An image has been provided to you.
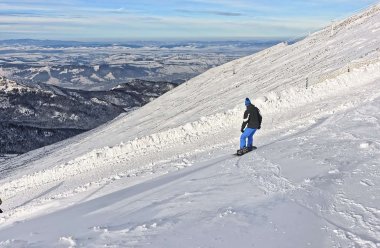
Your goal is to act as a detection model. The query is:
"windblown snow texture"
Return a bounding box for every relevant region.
[1,4,380,248]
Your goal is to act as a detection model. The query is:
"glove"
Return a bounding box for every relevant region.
[241,129,244,133]
[258,125,261,130]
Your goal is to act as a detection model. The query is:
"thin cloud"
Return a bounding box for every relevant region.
[0,12,45,18]
[183,0,251,9]
[212,11,243,16]
[177,9,243,16]
[0,0,378,40]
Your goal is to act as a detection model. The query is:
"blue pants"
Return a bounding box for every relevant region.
[240,128,256,149]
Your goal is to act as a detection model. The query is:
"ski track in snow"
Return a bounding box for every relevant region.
[1,69,379,248]
[1,4,380,248]
[230,95,380,248]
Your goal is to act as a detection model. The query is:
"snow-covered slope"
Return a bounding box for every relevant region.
[1,4,380,248]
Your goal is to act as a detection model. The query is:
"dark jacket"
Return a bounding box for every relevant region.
[241,104,262,131]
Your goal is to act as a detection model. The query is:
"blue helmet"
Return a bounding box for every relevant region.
[245,98,251,106]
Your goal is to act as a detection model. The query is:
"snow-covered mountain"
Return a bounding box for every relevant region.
[0,40,279,90]
[1,4,380,248]
[0,76,175,154]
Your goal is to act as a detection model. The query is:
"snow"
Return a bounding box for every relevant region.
[90,97,108,105]
[59,69,68,74]
[51,111,80,122]
[70,68,84,74]
[47,76,60,85]
[15,106,34,116]
[73,75,94,85]
[0,76,51,94]
[0,77,21,93]
[89,73,104,82]
[0,68,12,78]
[1,4,380,248]
[104,72,116,80]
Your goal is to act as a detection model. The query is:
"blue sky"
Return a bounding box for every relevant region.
[0,0,378,41]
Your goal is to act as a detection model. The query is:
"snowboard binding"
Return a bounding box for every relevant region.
[236,146,257,156]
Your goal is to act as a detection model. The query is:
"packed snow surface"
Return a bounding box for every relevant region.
[1,4,380,248]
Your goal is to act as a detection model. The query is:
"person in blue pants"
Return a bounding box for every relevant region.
[240,128,257,150]
[238,98,262,155]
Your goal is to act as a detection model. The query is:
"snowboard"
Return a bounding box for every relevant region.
[235,146,257,156]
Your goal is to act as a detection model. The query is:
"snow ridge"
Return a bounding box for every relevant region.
[1,60,379,201]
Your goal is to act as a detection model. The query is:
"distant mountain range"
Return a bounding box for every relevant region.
[0,39,281,90]
[0,76,176,154]
[0,39,282,49]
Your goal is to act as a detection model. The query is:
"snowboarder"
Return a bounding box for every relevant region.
[237,98,262,156]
